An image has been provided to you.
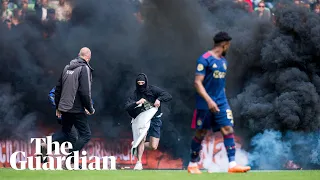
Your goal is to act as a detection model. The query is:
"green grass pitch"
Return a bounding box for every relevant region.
[1,169,319,180]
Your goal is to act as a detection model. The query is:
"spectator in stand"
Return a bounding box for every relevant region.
[243,0,254,12]
[11,8,22,27]
[7,0,18,10]
[132,0,143,24]
[1,0,13,21]
[42,8,56,38]
[3,18,11,29]
[291,0,310,10]
[21,0,28,10]
[314,3,320,13]
[244,2,252,12]
[294,0,300,5]
[21,0,31,19]
[35,0,49,21]
[47,8,56,21]
[295,0,311,10]
[55,0,72,21]
[274,0,289,9]
[303,2,311,9]
[254,1,271,20]
[42,21,56,38]
[235,0,254,12]
[253,0,274,9]
[233,0,253,12]
[310,0,320,10]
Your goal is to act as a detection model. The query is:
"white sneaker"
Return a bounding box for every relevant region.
[133,162,143,170]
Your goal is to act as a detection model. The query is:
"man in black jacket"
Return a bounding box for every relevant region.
[125,73,172,170]
[55,47,95,168]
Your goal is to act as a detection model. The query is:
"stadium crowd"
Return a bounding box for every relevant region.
[1,0,320,37]
[199,0,320,22]
[1,0,72,28]
[234,0,320,19]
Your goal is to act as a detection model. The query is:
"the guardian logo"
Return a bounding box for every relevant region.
[9,136,116,170]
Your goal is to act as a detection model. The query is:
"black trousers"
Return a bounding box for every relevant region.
[61,112,91,154]
[52,126,78,149]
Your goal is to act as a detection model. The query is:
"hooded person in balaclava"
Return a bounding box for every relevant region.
[125,73,172,170]
[136,73,148,92]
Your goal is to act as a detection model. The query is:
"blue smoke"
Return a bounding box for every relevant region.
[249,130,320,170]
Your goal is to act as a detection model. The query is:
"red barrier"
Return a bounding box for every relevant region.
[0,130,247,170]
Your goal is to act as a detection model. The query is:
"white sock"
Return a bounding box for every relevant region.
[229,161,237,168]
[188,162,198,167]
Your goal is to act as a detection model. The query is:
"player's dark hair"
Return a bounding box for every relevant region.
[213,31,232,46]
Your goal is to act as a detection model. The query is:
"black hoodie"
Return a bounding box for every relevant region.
[55,57,94,114]
[125,73,172,118]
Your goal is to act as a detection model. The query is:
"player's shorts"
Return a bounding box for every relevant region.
[191,108,234,132]
[147,117,162,139]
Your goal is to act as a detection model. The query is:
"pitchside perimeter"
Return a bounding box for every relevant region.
[0,169,319,180]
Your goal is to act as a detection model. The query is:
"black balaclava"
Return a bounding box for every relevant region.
[136,73,148,93]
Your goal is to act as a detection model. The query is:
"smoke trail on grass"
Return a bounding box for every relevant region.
[249,130,320,169]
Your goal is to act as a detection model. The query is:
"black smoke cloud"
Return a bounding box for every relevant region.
[0,84,38,139]
[0,0,203,161]
[0,0,320,169]
[228,1,320,169]
[230,5,320,133]
[0,0,142,140]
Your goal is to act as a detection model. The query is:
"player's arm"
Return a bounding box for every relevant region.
[194,75,211,103]
[194,75,220,113]
[194,57,220,113]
